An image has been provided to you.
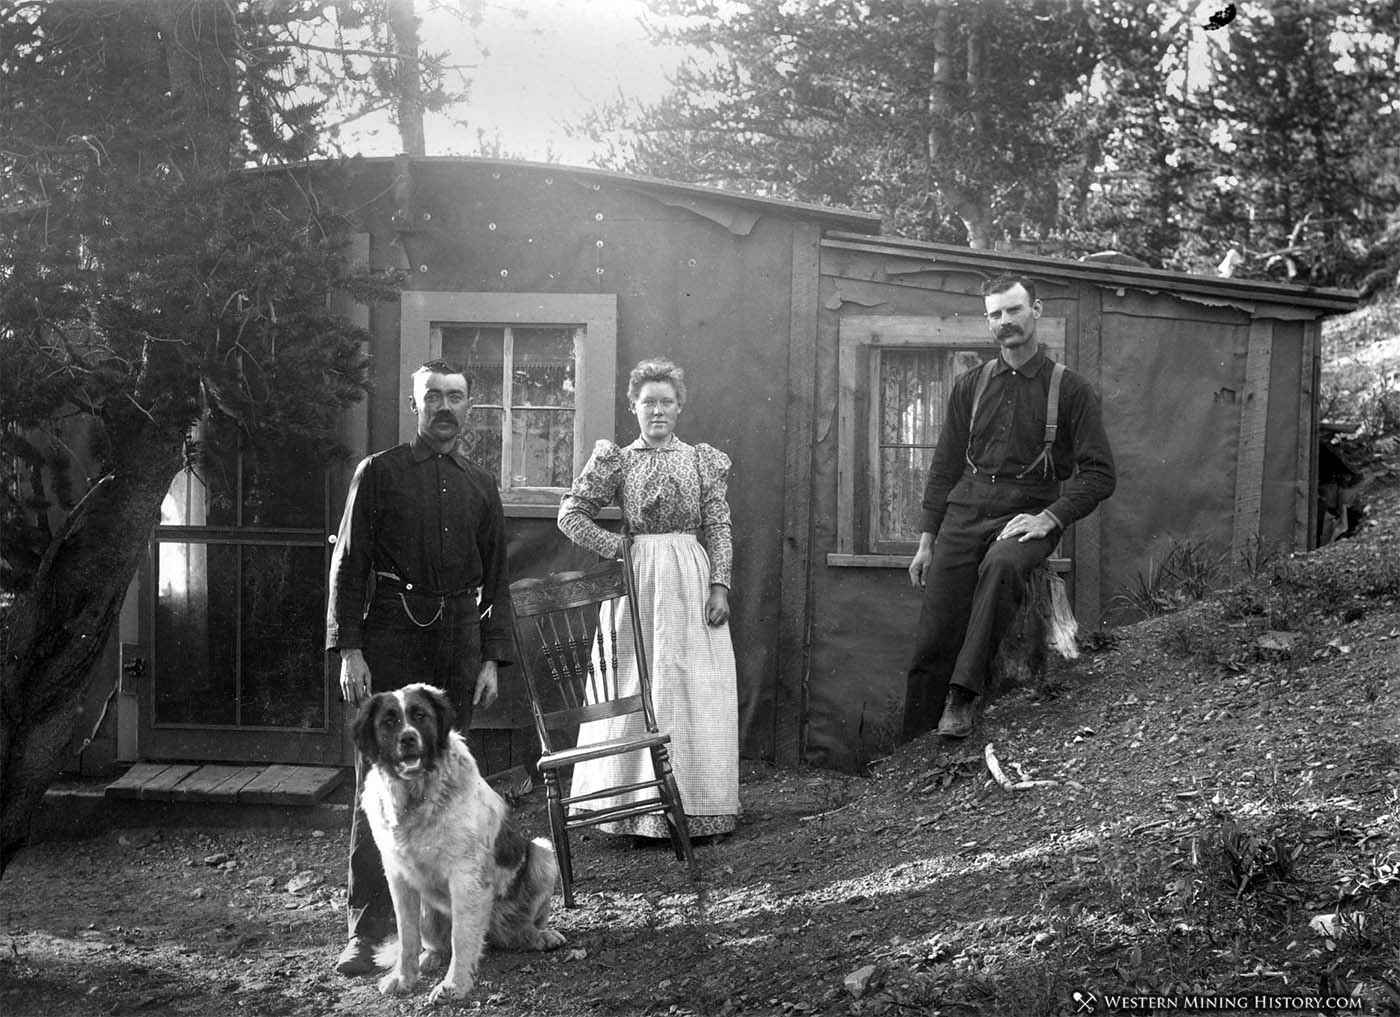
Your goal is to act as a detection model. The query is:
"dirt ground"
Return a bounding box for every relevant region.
[3,449,1399,1016]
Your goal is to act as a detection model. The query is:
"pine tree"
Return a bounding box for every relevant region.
[0,0,432,874]
[581,0,1102,247]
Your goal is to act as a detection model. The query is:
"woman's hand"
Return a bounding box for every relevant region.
[706,584,730,627]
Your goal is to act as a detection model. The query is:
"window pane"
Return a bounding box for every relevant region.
[154,543,328,730]
[440,326,505,405]
[161,469,209,527]
[187,429,239,527]
[463,407,503,481]
[154,542,237,725]
[241,546,327,729]
[878,448,931,545]
[511,409,574,488]
[242,434,325,529]
[162,430,324,530]
[879,348,985,447]
[876,348,987,545]
[512,327,576,408]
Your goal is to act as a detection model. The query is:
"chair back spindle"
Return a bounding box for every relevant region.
[508,536,696,906]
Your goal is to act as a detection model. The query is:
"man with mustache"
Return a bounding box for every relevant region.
[325,359,515,974]
[903,275,1115,741]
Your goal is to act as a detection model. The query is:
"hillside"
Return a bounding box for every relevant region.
[1,466,1398,1017]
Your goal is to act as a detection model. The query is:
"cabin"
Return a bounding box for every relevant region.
[68,157,1357,781]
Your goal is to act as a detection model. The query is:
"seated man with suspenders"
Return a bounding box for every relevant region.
[903,274,1116,741]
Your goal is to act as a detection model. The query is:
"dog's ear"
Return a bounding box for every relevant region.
[424,684,456,738]
[352,694,384,762]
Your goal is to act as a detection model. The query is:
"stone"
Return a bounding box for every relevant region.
[843,964,877,998]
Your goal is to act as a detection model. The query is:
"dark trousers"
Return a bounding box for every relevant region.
[346,590,481,942]
[903,479,1057,742]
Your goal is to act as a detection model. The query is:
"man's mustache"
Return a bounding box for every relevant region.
[997,324,1023,337]
[432,411,458,424]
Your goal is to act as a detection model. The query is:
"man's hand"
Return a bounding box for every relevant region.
[339,648,371,706]
[472,660,499,709]
[997,511,1059,543]
[908,532,936,588]
[706,584,730,627]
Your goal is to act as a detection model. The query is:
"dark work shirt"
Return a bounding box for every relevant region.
[919,348,1116,536]
[326,436,514,664]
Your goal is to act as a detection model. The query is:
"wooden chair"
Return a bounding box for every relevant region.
[508,539,695,907]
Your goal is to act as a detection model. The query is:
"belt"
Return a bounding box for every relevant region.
[375,571,479,600]
[376,571,483,629]
[965,473,1058,488]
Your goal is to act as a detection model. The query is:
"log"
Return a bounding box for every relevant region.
[989,559,1077,692]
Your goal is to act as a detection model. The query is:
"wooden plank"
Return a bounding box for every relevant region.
[1075,285,1104,629]
[171,765,258,803]
[826,553,1072,573]
[1298,320,1321,551]
[774,224,822,765]
[133,763,200,802]
[836,340,859,554]
[1232,319,1274,564]
[841,314,1066,359]
[238,764,345,806]
[865,346,882,566]
[820,234,1359,314]
[205,767,263,802]
[106,763,175,800]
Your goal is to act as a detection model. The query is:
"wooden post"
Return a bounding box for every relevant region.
[774,224,822,765]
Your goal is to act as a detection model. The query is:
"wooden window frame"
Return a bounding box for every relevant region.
[400,292,618,515]
[830,314,1066,568]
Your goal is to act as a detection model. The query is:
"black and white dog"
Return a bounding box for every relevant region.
[353,683,565,1003]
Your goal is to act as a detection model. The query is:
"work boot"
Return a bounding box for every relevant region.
[335,936,379,976]
[936,686,978,739]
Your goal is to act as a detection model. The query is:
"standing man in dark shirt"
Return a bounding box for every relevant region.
[904,275,1115,742]
[325,359,515,975]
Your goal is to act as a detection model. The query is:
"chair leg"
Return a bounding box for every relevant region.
[650,744,696,877]
[541,769,575,908]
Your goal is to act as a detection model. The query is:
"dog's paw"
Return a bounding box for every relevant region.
[533,928,567,951]
[427,978,472,1005]
[418,947,449,972]
[377,970,419,996]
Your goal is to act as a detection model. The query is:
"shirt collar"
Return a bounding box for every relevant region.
[627,434,686,452]
[410,434,471,471]
[991,346,1051,379]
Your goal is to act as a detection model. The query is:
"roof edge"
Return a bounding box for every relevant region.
[247,155,882,233]
[822,232,1360,313]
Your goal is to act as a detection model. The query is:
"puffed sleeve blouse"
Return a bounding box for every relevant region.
[557,436,734,588]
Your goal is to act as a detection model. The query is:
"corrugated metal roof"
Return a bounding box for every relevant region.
[822,231,1360,314]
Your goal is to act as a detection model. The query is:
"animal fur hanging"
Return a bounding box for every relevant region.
[1045,571,1080,660]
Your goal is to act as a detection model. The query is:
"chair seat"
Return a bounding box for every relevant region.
[538,731,672,770]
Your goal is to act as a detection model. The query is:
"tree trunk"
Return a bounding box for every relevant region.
[1,0,236,877]
[927,0,990,248]
[1,411,185,874]
[386,0,426,156]
[155,0,239,179]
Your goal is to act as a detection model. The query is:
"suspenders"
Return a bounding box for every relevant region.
[965,359,1065,480]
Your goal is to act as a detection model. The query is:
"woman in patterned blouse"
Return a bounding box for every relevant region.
[557,358,740,840]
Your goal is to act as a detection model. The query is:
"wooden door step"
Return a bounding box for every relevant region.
[106,763,345,806]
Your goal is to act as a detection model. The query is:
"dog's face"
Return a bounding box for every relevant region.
[353,684,456,779]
